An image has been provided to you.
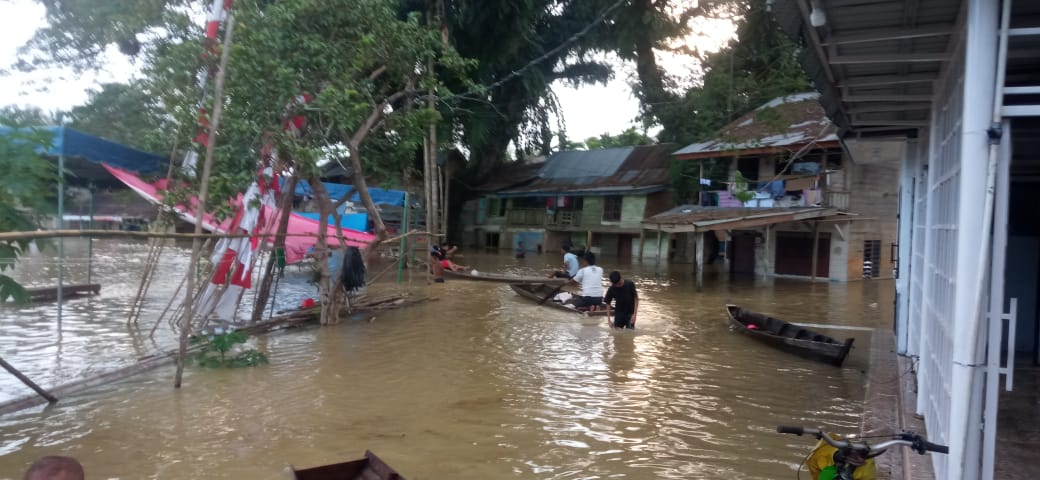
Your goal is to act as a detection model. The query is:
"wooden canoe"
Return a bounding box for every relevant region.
[291,450,404,480]
[509,283,608,316]
[725,304,854,366]
[443,269,566,285]
[24,283,101,303]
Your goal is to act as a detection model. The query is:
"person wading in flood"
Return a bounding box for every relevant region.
[604,270,638,329]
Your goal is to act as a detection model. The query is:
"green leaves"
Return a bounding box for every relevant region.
[0,119,57,303]
[190,330,269,368]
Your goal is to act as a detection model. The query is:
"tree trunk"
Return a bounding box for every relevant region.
[306,176,341,325]
[250,175,297,323]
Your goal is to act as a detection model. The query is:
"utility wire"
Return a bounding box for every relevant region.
[441,0,629,103]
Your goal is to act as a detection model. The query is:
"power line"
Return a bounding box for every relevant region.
[441,0,629,103]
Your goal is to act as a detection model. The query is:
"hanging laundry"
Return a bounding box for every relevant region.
[700,178,712,186]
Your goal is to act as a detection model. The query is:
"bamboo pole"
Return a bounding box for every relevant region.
[0,356,57,403]
[811,221,820,282]
[176,12,236,389]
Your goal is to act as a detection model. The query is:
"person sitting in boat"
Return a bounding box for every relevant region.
[604,270,639,329]
[430,244,447,283]
[569,251,605,310]
[433,243,469,273]
[549,242,579,279]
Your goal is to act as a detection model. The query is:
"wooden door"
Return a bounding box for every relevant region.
[775,232,830,277]
[617,235,633,258]
[730,233,756,274]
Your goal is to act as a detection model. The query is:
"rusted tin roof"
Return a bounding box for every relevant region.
[474,160,546,193]
[496,144,675,197]
[643,205,838,232]
[673,93,840,160]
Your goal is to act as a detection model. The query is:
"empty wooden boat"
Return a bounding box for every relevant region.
[443,269,565,284]
[725,304,854,366]
[23,284,101,303]
[291,450,404,480]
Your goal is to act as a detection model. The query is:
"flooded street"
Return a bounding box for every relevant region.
[0,240,893,479]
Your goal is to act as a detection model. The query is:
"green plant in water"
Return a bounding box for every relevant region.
[191,331,269,368]
[733,170,757,204]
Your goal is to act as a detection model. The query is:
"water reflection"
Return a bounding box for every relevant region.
[0,241,891,478]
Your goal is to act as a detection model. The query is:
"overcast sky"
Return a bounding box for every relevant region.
[0,0,732,143]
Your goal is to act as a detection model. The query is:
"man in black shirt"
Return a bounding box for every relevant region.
[603,270,638,329]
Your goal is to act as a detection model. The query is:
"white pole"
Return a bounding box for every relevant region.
[949,1,1002,479]
[894,140,917,354]
[981,119,1012,480]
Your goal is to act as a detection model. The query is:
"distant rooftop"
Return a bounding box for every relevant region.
[495,144,674,197]
[673,92,840,160]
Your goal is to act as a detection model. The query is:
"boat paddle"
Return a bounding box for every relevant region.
[537,275,570,305]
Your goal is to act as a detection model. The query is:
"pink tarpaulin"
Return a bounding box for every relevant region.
[101,163,375,265]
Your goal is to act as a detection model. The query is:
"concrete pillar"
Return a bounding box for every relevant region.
[694,231,704,290]
[811,221,820,282]
[638,230,646,260]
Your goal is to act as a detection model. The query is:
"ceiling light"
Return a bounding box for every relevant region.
[810,0,827,27]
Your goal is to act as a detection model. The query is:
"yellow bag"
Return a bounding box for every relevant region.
[806,433,878,480]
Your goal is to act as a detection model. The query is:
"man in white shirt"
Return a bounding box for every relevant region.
[570,251,604,310]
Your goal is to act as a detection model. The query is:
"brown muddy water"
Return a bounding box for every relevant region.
[0,240,894,479]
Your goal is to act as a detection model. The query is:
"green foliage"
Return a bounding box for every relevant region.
[0,118,58,303]
[14,0,197,73]
[732,170,756,203]
[651,0,810,146]
[583,127,655,150]
[68,82,177,153]
[190,330,269,368]
[0,105,56,126]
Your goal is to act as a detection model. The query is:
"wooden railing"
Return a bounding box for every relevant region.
[507,208,545,226]
[826,191,851,211]
[506,208,583,227]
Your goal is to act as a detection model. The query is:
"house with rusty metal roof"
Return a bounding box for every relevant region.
[459,144,676,259]
[647,92,901,285]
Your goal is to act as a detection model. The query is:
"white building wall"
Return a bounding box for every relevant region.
[916,29,965,480]
[911,3,999,478]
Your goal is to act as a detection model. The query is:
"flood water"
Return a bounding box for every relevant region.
[0,240,894,479]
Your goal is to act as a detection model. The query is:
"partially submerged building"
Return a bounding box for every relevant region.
[647,93,900,283]
[462,145,675,258]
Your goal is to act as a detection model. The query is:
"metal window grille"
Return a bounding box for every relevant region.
[863,240,881,278]
[916,43,966,480]
[602,196,622,221]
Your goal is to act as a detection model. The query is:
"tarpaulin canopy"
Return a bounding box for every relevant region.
[1,126,166,184]
[282,179,408,207]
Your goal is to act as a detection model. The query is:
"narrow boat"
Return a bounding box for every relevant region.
[509,283,608,316]
[22,284,101,303]
[444,269,566,284]
[291,450,404,480]
[725,304,855,366]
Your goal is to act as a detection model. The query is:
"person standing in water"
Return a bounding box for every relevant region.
[604,270,638,329]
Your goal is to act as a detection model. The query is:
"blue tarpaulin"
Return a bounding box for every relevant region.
[295,212,369,232]
[282,179,408,207]
[0,126,167,174]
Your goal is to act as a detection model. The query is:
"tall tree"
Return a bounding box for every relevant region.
[584,127,656,150]
[68,82,174,153]
[213,0,468,323]
[0,120,58,303]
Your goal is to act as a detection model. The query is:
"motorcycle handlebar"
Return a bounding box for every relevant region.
[777,425,948,457]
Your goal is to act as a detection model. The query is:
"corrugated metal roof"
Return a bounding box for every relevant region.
[772,0,962,137]
[475,160,545,193]
[497,144,674,196]
[643,205,837,231]
[538,147,633,179]
[673,93,840,159]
